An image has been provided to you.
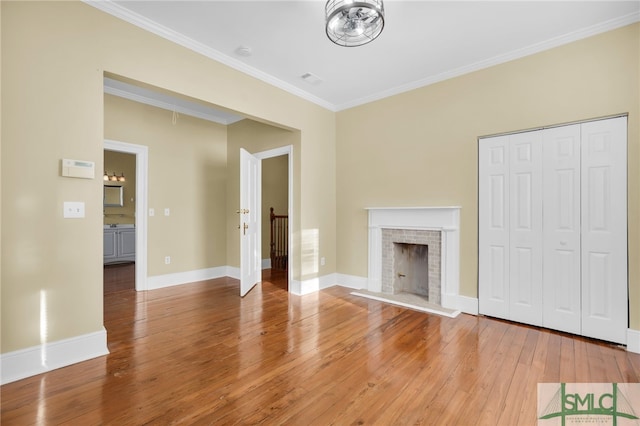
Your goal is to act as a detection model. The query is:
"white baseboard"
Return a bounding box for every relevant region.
[262,259,271,270]
[444,294,479,316]
[289,279,301,295]
[627,328,640,354]
[335,273,368,290]
[1,328,109,385]
[290,273,338,295]
[148,266,229,290]
[226,266,240,280]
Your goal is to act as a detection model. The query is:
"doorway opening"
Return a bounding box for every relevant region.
[103,150,136,293]
[103,140,149,293]
[254,146,293,293]
[261,154,289,292]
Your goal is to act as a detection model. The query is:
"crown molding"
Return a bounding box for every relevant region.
[335,10,640,111]
[84,0,337,112]
[86,1,638,113]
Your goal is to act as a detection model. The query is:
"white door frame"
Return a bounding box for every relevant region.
[254,145,294,290]
[104,139,149,291]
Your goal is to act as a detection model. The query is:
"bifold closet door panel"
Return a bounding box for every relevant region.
[478,135,510,320]
[580,117,628,344]
[508,131,543,326]
[479,116,628,344]
[542,124,582,335]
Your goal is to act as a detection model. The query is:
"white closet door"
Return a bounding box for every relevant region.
[479,136,510,320]
[508,131,543,326]
[542,124,582,335]
[580,117,627,344]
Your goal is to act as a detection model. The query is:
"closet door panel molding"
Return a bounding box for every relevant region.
[580,117,627,344]
[508,131,543,326]
[478,136,510,320]
[542,124,582,335]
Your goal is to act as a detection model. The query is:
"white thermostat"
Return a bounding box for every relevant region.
[61,159,95,179]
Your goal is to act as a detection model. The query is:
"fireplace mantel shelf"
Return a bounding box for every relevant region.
[366,206,461,230]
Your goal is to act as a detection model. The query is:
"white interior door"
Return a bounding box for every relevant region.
[508,131,543,326]
[479,117,628,345]
[240,148,261,297]
[580,117,627,344]
[542,124,582,335]
[479,135,510,320]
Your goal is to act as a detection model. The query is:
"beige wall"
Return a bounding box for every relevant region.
[104,95,228,275]
[103,150,136,225]
[1,1,336,353]
[262,156,289,259]
[336,23,640,330]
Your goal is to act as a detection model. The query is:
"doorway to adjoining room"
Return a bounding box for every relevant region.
[103,149,137,294]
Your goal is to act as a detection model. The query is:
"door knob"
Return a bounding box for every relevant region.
[243,223,249,235]
[236,209,249,214]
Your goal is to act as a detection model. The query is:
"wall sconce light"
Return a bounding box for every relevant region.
[104,172,125,182]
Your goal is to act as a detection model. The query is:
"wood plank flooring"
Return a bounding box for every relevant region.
[2,265,639,425]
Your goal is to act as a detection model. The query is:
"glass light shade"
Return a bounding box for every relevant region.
[325,0,384,47]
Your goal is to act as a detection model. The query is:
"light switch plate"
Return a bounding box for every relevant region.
[63,201,85,218]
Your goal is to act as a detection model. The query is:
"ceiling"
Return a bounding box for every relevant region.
[92,1,640,113]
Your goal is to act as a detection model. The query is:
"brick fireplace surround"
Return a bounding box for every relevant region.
[366,207,462,312]
[383,229,441,304]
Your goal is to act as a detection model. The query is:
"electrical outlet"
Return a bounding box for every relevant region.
[164,208,170,216]
[149,208,155,217]
[321,257,326,266]
[164,256,171,265]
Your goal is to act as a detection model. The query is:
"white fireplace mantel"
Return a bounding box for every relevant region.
[366,206,462,312]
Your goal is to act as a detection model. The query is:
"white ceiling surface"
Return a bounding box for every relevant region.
[95,1,640,113]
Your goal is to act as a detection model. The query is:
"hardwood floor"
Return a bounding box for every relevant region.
[261,267,288,292]
[2,268,639,425]
[104,263,136,293]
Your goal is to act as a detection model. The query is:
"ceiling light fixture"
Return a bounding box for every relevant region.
[325,0,385,47]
